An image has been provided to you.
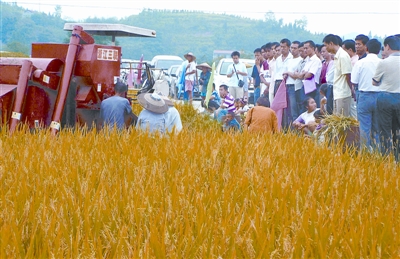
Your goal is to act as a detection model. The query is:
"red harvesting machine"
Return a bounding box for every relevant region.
[0,25,122,134]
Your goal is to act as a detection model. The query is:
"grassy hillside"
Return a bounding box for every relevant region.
[1,2,325,63]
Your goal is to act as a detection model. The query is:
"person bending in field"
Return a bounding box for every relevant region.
[234,98,250,115]
[99,81,137,130]
[136,92,169,134]
[292,97,319,135]
[206,83,221,113]
[222,111,241,132]
[311,109,327,143]
[244,96,278,133]
[215,84,235,122]
[159,94,183,134]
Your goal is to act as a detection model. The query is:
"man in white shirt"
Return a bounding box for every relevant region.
[351,39,382,150]
[372,35,400,158]
[273,39,293,96]
[266,43,277,103]
[299,40,322,105]
[355,34,369,60]
[226,51,248,99]
[283,40,303,122]
[342,39,358,119]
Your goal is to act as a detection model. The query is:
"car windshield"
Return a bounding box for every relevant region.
[156,60,182,70]
[170,66,178,75]
[220,61,232,75]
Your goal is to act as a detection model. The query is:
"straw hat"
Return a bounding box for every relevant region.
[184,52,196,60]
[137,92,169,114]
[157,92,174,107]
[196,62,212,70]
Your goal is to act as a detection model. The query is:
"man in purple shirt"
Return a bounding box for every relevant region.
[219,84,235,112]
[215,84,235,122]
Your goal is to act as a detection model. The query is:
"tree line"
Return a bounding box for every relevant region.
[1,2,381,65]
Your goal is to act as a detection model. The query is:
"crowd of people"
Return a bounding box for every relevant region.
[202,34,400,158]
[99,34,400,159]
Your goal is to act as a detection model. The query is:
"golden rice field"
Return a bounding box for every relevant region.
[1,104,399,258]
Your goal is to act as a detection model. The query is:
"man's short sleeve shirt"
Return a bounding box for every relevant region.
[333,47,352,100]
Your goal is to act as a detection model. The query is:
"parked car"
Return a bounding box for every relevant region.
[165,65,180,86]
[149,55,184,85]
[164,65,180,97]
[150,55,184,71]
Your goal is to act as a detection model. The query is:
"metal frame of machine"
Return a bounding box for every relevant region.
[0,24,156,134]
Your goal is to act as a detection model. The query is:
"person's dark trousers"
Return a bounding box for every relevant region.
[281,86,292,131]
[286,84,299,121]
[357,91,380,150]
[296,87,307,114]
[354,84,359,102]
[254,86,260,105]
[274,80,283,96]
[315,84,321,108]
[207,100,219,110]
[376,92,400,159]
[325,84,334,114]
[306,84,321,108]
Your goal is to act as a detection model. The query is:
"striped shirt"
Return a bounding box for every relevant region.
[222,93,235,112]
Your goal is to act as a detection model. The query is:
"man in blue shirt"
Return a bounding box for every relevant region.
[252,48,262,105]
[100,81,135,130]
[222,111,241,132]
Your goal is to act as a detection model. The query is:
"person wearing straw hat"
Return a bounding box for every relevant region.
[136,92,169,134]
[99,80,136,130]
[197,62,212,107]
[184,52,197,104]
[158,93,183,134]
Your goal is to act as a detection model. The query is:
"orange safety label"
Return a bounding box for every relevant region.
[97,48,119,61]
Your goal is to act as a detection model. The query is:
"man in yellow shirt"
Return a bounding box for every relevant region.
[323,34,353,116]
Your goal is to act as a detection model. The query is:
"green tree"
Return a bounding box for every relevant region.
[54,5,62,18]
[6,41,30,54]
[294,16,308,30]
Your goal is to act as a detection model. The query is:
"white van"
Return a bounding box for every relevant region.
[150,55,184,70]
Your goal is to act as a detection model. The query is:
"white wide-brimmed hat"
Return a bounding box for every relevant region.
[157,92,174,107]
[196,62,212,70]
[184,52,196,60]
[138,92,169,114]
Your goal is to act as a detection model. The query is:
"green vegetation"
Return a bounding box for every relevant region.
[0,2,68,53]
[0,2,382,64]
